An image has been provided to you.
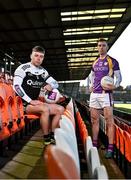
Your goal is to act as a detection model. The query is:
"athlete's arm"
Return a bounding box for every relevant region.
[114,70,122,88]
[44,72,58,89]
[13,68,32,103]
[113,59,122,88]
[89,70,95,92]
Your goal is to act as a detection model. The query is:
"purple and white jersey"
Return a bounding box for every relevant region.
[92,56,120,93]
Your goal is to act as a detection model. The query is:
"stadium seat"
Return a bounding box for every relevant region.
[60,115,76,138]
[7,96,19,134]
[55,128,80,174]
[63,109,75,127]
[123,130,131,162]
[87,147,101,178]
[0,96,10,141]
[76,111,88,145]
[124,123,131,134]
[85,136,93,159]
[44,145,80,179]
[117,127,124,155]
[2,83,19,134]
[15,96,25,129]
[94,165,108,179]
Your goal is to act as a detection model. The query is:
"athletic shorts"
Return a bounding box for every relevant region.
[89,92,113,109]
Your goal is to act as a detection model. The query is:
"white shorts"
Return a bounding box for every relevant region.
[89,93,113,109]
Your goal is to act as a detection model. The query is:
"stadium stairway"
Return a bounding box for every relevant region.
[0,129,48,179]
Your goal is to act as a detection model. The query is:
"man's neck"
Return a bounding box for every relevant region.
[31,62,39,68]
[99,54,107,59]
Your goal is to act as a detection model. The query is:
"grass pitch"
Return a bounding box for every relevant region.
[114,103,131,113]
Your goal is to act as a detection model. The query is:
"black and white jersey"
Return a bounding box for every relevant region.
[13,62,58,103]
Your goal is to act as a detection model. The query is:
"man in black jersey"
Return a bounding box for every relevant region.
[13,46,64,145]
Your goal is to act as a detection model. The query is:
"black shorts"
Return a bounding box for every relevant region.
[23,102,30,113]
[57,97,71,108]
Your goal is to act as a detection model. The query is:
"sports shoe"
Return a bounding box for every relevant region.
[43,137,51,146]
[50,133,56,145]
[50,138,56,145]
[104,151,113,159]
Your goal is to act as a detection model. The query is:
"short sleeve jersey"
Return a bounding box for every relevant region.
[92,55,120,93]
[14,62,49,100]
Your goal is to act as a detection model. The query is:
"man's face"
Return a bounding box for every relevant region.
[31,51,45,66]
[97,41,108,55]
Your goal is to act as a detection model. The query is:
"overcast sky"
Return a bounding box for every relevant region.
[108,22,131,88]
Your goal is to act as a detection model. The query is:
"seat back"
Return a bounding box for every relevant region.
[45,145,80,179]
[123,131,131,162]
[85,136,93,159]
[60,116,76,138]
[94,165,108,179]
[87,147,101,178]
[55,128,80,174]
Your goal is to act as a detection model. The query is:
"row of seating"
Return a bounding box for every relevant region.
[99,114,131,178]
[0,82,25,141]
[74,103,108,179]
[45,101,81,179]
[114,116,131,134]
[76,100,131,178]
[0,82,41,157]
[100,114,131,162]
[115,124,131,162]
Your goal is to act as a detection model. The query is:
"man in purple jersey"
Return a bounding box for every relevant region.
[89,38,122,158]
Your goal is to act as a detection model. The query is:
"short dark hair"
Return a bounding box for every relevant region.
[32,46,45,54]
[97,38,108,44]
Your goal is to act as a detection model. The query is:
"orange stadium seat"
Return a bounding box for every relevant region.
[124,123,131,134]
[1,83,19,134]
[123,131,131,162]
[117,127,124,155]
[15,96,25,129]
[45,145,80,179]
[114,124,119,149]
[63,109,75,127]
[76,111,88,145]
[0,96,10,140]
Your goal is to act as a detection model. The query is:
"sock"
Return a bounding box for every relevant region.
[107,144,114,152]
[50,132,54,139]
[93,139,98,148]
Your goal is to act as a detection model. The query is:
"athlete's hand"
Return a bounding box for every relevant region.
[43,84,53,91]
[89,86,94,93]
[30,100,43,106]
[102,84,116,90]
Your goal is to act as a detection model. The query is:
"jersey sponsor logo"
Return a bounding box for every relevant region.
[94,66,108,71]
[27,79,43,86]
[14,85,24,97]
[21,64,30,71]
